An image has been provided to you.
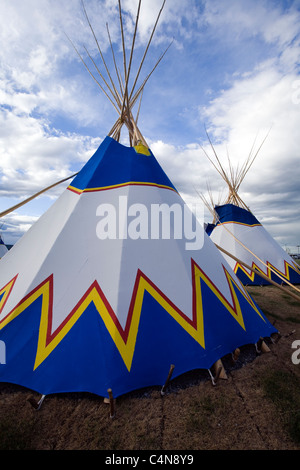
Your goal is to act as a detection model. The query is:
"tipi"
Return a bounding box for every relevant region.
[0,1,276,400]
[202,132,300,286]
[0,234,8,258]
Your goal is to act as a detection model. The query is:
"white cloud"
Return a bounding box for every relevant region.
[0,107,99,196]
[203,0,300,48]
[1,213,39,246]
[197,52,300,245]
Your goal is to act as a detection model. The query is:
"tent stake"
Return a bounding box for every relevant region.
[161,364,175,396]
[208,359,227,386]
[255,337,270,354]
[107,388,115,418]
[27,394,46,411]
[232,348,240,362]
[271,332,282,343]
[208,368,218,386]
[213,359,228,380]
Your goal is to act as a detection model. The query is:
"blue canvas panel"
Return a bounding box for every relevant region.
[70,137,176,192]
[214,204,261,226]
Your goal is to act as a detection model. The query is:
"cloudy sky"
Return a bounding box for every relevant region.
[0,0,299,251]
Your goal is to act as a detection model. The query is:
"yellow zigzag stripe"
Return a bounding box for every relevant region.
[0,260,265,372]
[234,258,300,283]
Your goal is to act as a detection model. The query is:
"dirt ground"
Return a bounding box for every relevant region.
[1,283,300,451]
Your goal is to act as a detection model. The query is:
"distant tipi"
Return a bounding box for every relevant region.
[202,132,300,287]
[0,1,276,401]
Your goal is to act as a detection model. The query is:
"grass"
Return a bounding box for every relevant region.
[260,307,300,324]
[185,394,228,434]
[249,287,300,324]
[279,293,300,323]
[262,370,300,444]
[282,294,300,307]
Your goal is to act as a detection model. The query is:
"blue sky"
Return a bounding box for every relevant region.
[0,0,299,252]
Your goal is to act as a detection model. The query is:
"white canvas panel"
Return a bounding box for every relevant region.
[210,221,296,277]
